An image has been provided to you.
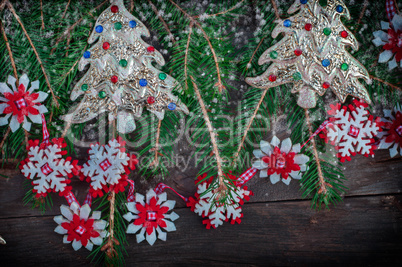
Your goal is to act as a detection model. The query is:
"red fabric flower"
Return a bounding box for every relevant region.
[383,28,402,62]
[61,214,99,247]
[134,196,169,235]
[265,147,300,179]
[3,84,39,123]
[384,111,402,146]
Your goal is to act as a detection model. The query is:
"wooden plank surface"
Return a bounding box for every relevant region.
[1,195,402,266]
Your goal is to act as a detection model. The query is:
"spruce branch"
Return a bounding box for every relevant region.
[232,89,269,166]
[40,0,45,30]
[191,76,226,192]
[271,0,280,19]
[130,0,134,12]
[102,191,118,259]
[0,127,10,151]
[148,0,176,45]
[193,0,245,18]
[5,0,59,108]
[169,0,225,92]
[60,0,71,21]
[353,0,368,34]
[304,109,327,195]
[370,75,402,91]
[184,22,193,90]
[0,20,18,81]
[246,36,265,70]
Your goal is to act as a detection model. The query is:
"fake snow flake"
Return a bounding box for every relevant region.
[320,99,382,162]
[187,173,253,229]
[252,136,309,185]
[123,189,179,246]
[54,203,108,251]
[80,138,138,197]
[0,74,48,132]
[377,103,402,158]
[20,138,80,198]
[372,14,402,70]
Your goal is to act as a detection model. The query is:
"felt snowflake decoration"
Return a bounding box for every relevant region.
[187,173,253,229]
[80,137,138,197]
[252,136,309,185]
[372,14,402,70]
[54,202,108,251]
[123,189,179,246]
[320,99,382,162]
[20,138,80,198]
[246,0,371,108]
[0,74,48,132]
[377,103,402,158]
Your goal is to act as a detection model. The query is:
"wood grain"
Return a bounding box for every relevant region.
[1,195,401,266]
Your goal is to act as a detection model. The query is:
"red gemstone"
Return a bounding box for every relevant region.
[304,23,312,31]
[340,31,348,38]
[294,49,302,56]
[111,5,119,13]
[147,96,155,104]
[147,46,155,53]
[322,82,330,89]
[269,74,277,82]
[102,42,110,50]
[111,75,118,83]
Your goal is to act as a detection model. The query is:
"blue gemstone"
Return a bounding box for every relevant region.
[139,79,147,87]
[129,20,137,28]
[168,102,176,111]
[336,5,343,13]
[322,59,330,67]
[283,19,292,27]
[300,0,308,4]
[95,25,103,33]
[83,51,91,58]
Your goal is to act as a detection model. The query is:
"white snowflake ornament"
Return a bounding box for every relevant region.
[20,138,80,198]
[80,137,138,197]
[54,203,108,251]
[372,14,402,70]
[0,74,48,132]
[377,103,402,158]
[188,173,253,229]
[320,100,382,162]
[123,189,179,246]
[252,136,309,185]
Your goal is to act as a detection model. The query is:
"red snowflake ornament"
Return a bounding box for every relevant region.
[20,138,80,198]
[187,173,253,229]
[80,137,138,197]
[320,99,382,162]
[377,103,402,158]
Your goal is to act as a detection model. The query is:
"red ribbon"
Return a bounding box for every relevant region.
[41,114,50,147]
[386,0,398,24]
[63,191,92,207]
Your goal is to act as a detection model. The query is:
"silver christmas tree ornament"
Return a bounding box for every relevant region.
[246,0,372,109]
[63,0,188,133]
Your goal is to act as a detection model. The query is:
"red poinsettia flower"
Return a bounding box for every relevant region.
[134,196,169,235]
[383,28,402,62]
[384,111,402,146]
[62,214,99,247]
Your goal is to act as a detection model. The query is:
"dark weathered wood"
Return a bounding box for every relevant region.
[1,195,401,266]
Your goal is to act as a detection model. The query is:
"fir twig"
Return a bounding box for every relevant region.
[184,22,193,90]
[130,0,134,12]
[370,75,402,91]
[148,0,176,45]
[193,0,245,18]
[40,0,45,30]
[102,191,119,258]
[353,0,368,34]
[0,127,11,151]
[304,109,327,195]
[191,77,226,192]
[232,89,269,166]
[5,0,59,108]
[246,36,265,70]
[169,0,225,92]
[60,0,71,21]
[271,0,280,19]
[0,19,18,80]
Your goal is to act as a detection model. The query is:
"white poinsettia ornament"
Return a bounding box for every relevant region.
[0,74,48,132]
[54,203,108,251]
[372,14,402,70]
[123,189,179,246]
[252,136,309,185]
[377,103,402,158]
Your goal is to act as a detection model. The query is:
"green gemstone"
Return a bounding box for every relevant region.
[341,63,349,71]
[119,59,128,67]
[159,73,167,80]
[270,51,278,59]
[98,91,107,98]
[114,22,122,30]
[323,28,331,36]
[293,72,302,81]
[81,84,88,91]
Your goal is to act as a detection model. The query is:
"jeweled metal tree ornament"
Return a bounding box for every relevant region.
[246,0,372,108]
[63,0,188,133]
